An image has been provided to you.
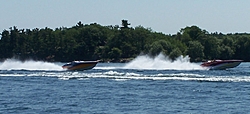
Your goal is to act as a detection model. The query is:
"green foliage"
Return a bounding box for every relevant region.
[234,36,250,60]
[148,40,172,57]
[121,20,131,29]
[0,21,250,62]
[169,48,182,60]
[186,41,204,61]
[201,36,222,60]
[108,47,122,61]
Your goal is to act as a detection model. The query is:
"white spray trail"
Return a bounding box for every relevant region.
[124,53,204,70]
[0,59,62,71]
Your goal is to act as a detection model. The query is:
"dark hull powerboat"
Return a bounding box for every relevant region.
[201,60,242,70]
[62,61,98,70]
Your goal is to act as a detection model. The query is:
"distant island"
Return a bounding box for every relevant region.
[0,20,249,62]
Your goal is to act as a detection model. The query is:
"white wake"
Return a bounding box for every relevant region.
[0,59,62,71]
[124,53,204,70]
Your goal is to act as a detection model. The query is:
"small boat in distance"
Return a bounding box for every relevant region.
[201,60,243,70]
[62,61,99,70]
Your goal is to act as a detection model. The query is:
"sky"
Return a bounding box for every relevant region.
[1,0,250,35]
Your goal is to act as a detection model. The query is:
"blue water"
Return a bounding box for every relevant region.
[0,57,250,113]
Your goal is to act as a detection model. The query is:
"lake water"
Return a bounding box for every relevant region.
[0,55,250,114]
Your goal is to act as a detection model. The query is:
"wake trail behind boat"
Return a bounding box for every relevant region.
[0,59,62,71]
[124,54,204,70]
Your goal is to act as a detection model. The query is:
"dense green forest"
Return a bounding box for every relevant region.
[0,20,250,62]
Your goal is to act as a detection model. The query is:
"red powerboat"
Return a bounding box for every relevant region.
[201,60,243,70]
[62,61,98,70]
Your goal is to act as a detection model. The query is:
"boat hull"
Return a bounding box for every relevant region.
[201,60,242,70]
[62,61,98,71]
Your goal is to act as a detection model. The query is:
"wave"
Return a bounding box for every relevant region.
[55,71,250,82]
[1,68,249,82]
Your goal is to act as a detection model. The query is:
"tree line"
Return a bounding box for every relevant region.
[0,20,250,62]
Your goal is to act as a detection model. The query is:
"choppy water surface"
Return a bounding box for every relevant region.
[0,56,250,113]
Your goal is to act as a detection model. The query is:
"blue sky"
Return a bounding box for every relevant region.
[1,0,250,34]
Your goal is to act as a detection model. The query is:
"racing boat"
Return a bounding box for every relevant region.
[62,61,98,70]
[201,60,243,70]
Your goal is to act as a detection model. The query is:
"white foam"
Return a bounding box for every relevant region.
[1,67,248,82]
[86,73,250,82]
[124,53,204,70]
[0,59,62,71]
[55,70,249,82]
